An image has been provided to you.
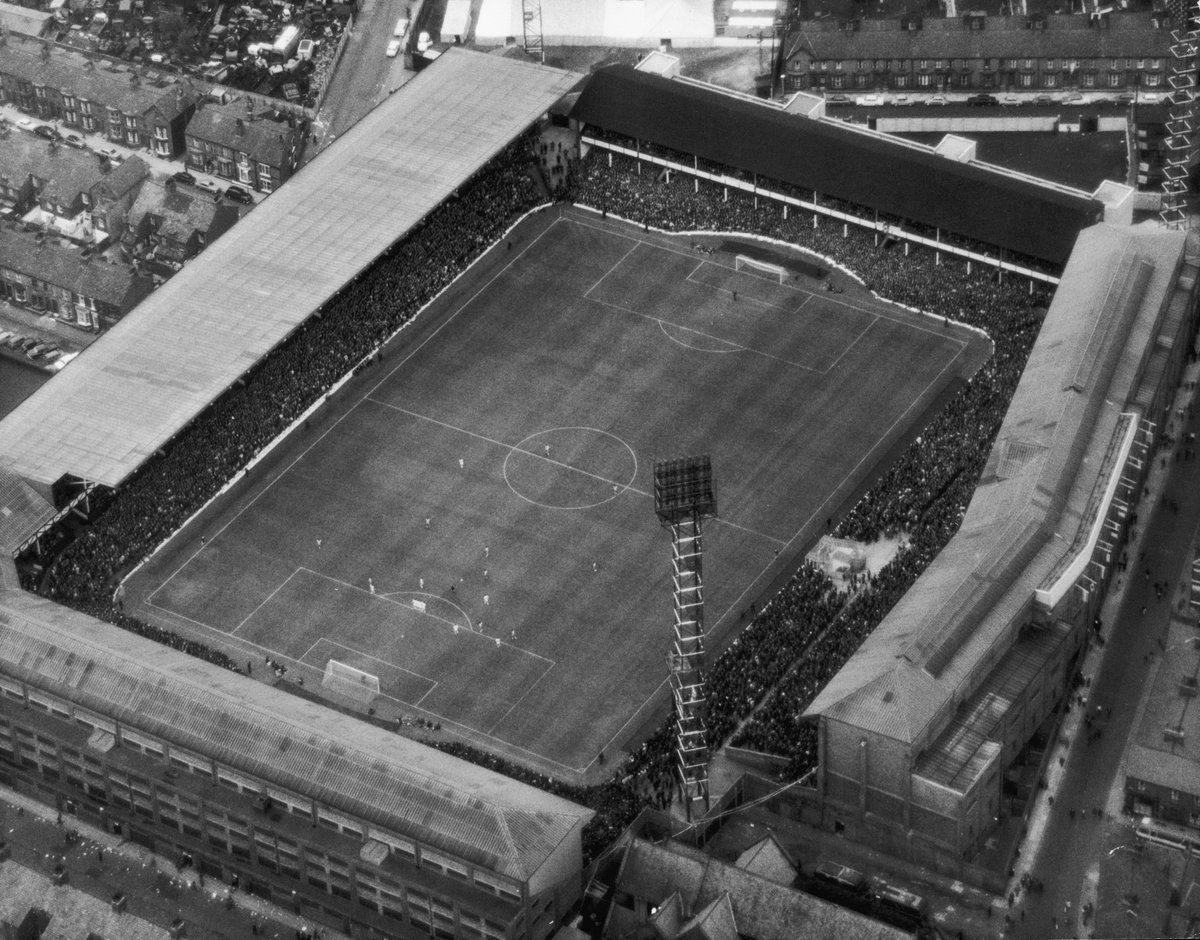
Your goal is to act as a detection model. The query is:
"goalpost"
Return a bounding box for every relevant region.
[322,658,381,698]
[734,254,787,284]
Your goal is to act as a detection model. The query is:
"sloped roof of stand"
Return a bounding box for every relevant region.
[0,49,578,494]
[570,65,1101,265]
[0,590,591,880]
[805,223,1185,745]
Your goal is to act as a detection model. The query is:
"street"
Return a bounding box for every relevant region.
[1015,358,1200,939]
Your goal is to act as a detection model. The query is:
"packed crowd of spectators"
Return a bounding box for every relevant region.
[568,148,1052,784]
[22,133,1059,861]
[35,140,543,610]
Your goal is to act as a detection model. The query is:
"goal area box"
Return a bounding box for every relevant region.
[322,658,381,705]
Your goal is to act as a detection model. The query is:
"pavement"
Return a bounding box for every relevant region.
[0,785,349,940]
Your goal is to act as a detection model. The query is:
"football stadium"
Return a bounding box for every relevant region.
[0,46,1196,940]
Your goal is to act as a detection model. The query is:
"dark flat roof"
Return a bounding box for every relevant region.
[570,66,1102,264]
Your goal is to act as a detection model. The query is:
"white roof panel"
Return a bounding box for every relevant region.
[0,49,578,490]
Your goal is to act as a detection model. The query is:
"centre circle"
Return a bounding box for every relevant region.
[502,427,638,510]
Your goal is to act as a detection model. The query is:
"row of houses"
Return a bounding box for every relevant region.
[782,11,1176,94]
[0,34,302,194]
[1,130,245,329]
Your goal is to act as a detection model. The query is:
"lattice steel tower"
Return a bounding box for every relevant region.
[521,0,544,63]
[1162,0,1200,227]
[653,456,716,821]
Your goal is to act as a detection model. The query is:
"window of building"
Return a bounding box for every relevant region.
[1044,74,1059,88]
[917,73,932,87]
[894,74,908,88]
[1108,72,1123,88]
[1112,58,1125,70]
[917,59,929,70]
[1171,790,1180,802]
[1082,73,1096,88]
[1145,73,1161,87]
[1018,73,1033,88]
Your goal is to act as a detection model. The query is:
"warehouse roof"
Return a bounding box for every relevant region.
[570,65,1102,265]
[0,48,579,492]
[806,223,1186,746]
[1124,619,1200,797]
[0,589,591,882]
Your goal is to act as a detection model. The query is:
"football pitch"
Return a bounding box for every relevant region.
[131,207,989,776]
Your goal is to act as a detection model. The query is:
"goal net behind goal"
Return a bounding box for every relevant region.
[735,254,787,284]
[322,658,381,702]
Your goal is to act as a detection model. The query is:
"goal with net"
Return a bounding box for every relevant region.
[735,254,787,284]
[322,658,381,703]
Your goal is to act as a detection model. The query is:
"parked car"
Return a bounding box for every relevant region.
[95,145,124,163]
[25,343,48,359]
[194,178,221,195]
[62,132,86,149]
[0,331,11,346]
[171,171,197,186]
[967,94,999,107]
[4,333,23,349]
[17,337,39,352]
[825,94,851,105]
[1000,94,1021,106]
[34,124,61,141]
[223,184,254,204]
[892,95,913,106]
[928,94,950,106]
[1062,92,1084,103]
[15,117,34,131]
[386,37,402,57]
[1116,92,1136,105]
[855,94,884,106]
[1033,95,1057,106]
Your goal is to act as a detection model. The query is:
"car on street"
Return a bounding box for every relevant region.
[928,94,950,106]
[1116,92,1136,105]
[194,178,221,195]
[15,117,34,131]
[61,132,86,148]
[386,37,402,57]
[1062,92,1084,103]
[967,94,999,107]
[855,94,884,106]
[1000,94,1020,106]
[892,95,913,106]
[223,184,254,204]
[825,94,851,106]
[171,171,197,186]
[34,125,60,141]
[1033,95,1057,106]
[95,145,124,163]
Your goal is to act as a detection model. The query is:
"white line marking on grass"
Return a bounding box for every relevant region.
[231,568,299,636]
[821,315,877,376]
[704,338,972,639]
[364,400,653,499]
[307,637,438,690]
[582,242,642,299]
[567,214,966,342]
[710,516,787,546]
[589,296,821,373]
[486,660,555,736]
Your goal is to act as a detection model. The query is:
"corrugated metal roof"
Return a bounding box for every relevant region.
[808,224,1186,743]
[0,590,590,881]
[0,49,580,490]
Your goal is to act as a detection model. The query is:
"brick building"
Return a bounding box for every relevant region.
[0,131,148,243]
[123,178,242,272]
[0,589,593,940]
[782,11,1174,96]
[0,224,153,330]
[185,100,302,194]
[0,35,196,157]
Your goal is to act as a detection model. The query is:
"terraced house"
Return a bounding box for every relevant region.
[0,35,196,156]
[185,99,303,195]
[783,11,1174,94]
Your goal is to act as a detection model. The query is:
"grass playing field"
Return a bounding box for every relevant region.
[130,207,988,778]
